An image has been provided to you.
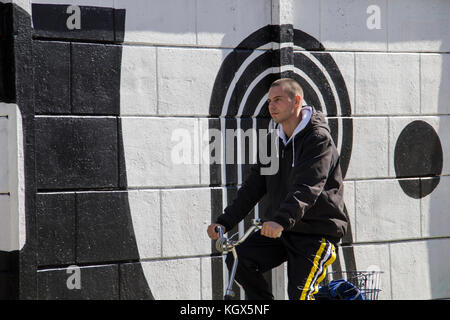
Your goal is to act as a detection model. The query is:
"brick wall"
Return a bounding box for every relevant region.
[1,0,449,300]
[292,0,450,300]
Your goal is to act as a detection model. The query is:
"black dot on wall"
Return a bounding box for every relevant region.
[394,120,443,198]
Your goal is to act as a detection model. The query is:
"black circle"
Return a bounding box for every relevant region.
[394,120,443,198]
[209,25,353,178]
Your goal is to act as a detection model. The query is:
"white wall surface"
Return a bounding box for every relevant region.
[20,0,450,300]
[118,0,450,300]
[0,103,25,252]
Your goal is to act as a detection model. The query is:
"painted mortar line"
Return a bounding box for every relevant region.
[199,256,203,300]
[117,117,121,189]
[388,242,393,299]
[34,115,118,118]
[159,189,163,258]
[58,114,450,119]
[69,42,73,114]
[419,53,422,115]
[74,192,78,266]
[35,174,450,194]
[36,185,232,194]
[387,116,391,177]
[319,0,322,44]
[31,37,450,55]
[353,50,357,115]
[155,46,160,115]
[340,235,450,247]
[120,42,272,51]
[138,254,225,263]
[385,0,389,52]
[194,0,198,46]
[353,180,357,243]
[293,47,450,54]
[198,118,202,185]
[419,177,423,238]
[344,114,450,118]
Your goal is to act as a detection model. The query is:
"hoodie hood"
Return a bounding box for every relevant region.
[277,106,313,146]
[307,108,331,133]
[276,105,315,167]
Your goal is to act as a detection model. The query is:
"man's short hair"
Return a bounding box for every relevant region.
[270,78,303,100]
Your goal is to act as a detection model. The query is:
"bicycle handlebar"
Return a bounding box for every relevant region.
[215,224,224,238]
[215,218,267,253]
[214,218,282,300]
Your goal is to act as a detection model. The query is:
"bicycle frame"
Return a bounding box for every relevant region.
[214,218,266,300]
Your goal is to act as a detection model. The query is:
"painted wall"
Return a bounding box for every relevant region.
[0,0,449,300]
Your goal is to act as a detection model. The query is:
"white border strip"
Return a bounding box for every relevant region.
[0,103,25,251]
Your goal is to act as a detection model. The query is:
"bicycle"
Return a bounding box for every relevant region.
[215,218,276,300]
[317,270,383,300]
[214,219,383,300]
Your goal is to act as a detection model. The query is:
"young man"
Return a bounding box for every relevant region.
[207,78,348,300]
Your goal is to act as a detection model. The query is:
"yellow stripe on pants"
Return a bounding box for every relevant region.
[300,238,327,300]
[310,244,336,299]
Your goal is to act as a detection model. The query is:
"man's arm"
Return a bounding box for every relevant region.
[215,161,267,232]
[271,130,334,230]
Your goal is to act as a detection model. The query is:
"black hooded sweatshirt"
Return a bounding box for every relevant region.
[216,107,348,243]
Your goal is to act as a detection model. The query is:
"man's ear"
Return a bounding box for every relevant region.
[295,95,302,106]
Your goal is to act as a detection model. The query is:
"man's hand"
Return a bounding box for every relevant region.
[260,221,283,238]
[207,223,226,240]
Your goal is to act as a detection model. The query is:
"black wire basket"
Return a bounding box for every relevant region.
[317,270,383,300]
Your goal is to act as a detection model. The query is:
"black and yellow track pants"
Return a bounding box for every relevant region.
[225,231,336,300]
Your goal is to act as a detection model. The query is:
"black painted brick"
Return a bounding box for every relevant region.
[0,4,14,38]
[210,188,223,253]
[33,41,71,114]
[240,117,255,181]
[114,9,126,43]
[225,118,238,186]
[0,251,18,277]
[421,176,441,198]
[37,264,119,299]
[76,192,139,264]
[0,272,19,299]
[119,263,154,300]
[206,118,222,186]
[36,193,76,266]
[71,43,121,115]
[32,4,115,42]
[211,256,224,300]
[225,186,239,236]
[35,117,119,189]
[117,117,128,189]
[0,3,15,102]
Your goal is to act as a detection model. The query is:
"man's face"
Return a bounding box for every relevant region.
[267,85,299,124]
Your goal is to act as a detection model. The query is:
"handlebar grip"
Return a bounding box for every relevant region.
[214,225,224,238]
[252,218,265,226]
[253,219,282,238]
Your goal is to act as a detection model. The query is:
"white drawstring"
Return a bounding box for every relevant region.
[275,106,313,167]
[292,135,295,167]
[275,134,279,158]
[273,124,280,158]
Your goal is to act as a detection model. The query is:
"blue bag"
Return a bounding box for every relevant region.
[317,279,365,300]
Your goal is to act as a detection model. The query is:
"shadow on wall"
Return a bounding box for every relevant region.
[429,43,450,299]
[114,0,450,300]
[387,4,450,299]
[11,0,448,300]
[5,2,155,299]
[315,0,450,299]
